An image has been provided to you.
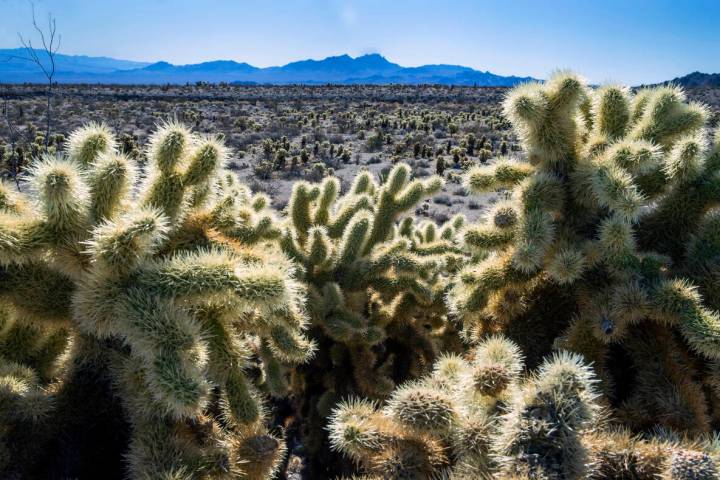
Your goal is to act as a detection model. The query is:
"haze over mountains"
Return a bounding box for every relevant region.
[0,49,535,86]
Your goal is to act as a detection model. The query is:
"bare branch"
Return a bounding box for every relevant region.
[16,0,60,150]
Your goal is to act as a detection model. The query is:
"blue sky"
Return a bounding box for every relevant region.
[0,0,718,84]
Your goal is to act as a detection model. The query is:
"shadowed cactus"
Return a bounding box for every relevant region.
[0,122,313,479]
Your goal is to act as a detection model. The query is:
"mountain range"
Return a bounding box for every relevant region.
[0,49,535,86]
[663,71,720,88]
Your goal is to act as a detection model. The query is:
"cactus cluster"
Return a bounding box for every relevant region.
[282,166,463,395]
[0,122,313,479]
[449,73,720,434]
[329,336,720,479]
[3,73,720,479]
[277,165,468,470]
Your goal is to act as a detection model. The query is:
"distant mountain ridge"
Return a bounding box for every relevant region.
[663,71,720,88]
[0,49,535,86]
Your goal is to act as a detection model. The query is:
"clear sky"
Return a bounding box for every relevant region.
[0,0,718,85]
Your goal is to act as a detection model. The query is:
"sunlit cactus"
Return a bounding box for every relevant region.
[0,122,313,479]
[493,351,601,478]
[330,337,720,479]
[449,73,720,435]
[327,335,522,479]
[277,163,468,472]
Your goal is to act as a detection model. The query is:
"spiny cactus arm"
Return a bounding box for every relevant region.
[313,177,340,226]
[511,208,555,273]
[0,214,46,264]
[233,425,288,480]
[208,203,282,245]
[629,86,708,148]
[596,214,638,267]
[363,164,443,254]
[0,182,29,215]
[0,263,74,324]
[311,284,383,344]
[662,132,708,185]
[305,226,332,269]
[465,159,534,194]
[0,307,70,382]
[591,85,631,141]
[85,208,169,276]
[366,240,428,276]
[86,152,136,224]
[493,351,599,479]
[637,155,720,259]
[334,212,372,269]
[139,123,194,222]
[588,159,645,222]
[514,173,565,217]
[139,168,186,223]
[649,279,720,360]
[30,156,89,238]
[133,249,314,362]
[259,340,290,397]
[350,345,396,398]
[116,290,210,419]
[186,182,212,210]
[467,335,523,400]
[320,307,374,344]
[546,245,587,285]
[411,239,463,257]
[66,122,117,167]
[369,276,433,307]
[350,170,379,196]
[0,359,54,424]
[279,227,308,265]
[384,380,458,436]
[194,307,261,426]
[630,88,654,124]
[326,194,374,238]
[327,397,388,463]
[394,176,443,210]
[287,181,320,244]
[181,136,226,187]
[146,121,191,174]
[503,72,587,169]
[463,224,515,251]
[266,320,316,364]
[447,252,538,327]
[135,250,301,314]
[603,140,662,175]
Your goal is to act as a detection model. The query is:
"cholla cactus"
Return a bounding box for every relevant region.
[0,122,313,479]
[278,165,465,473]
[587,428,720,480]
[327,335,523,479]
[280,165,463,398]
[330,337,719,480]
[449,73,720,433]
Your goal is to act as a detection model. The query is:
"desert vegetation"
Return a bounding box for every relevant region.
[1,77,720,479]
